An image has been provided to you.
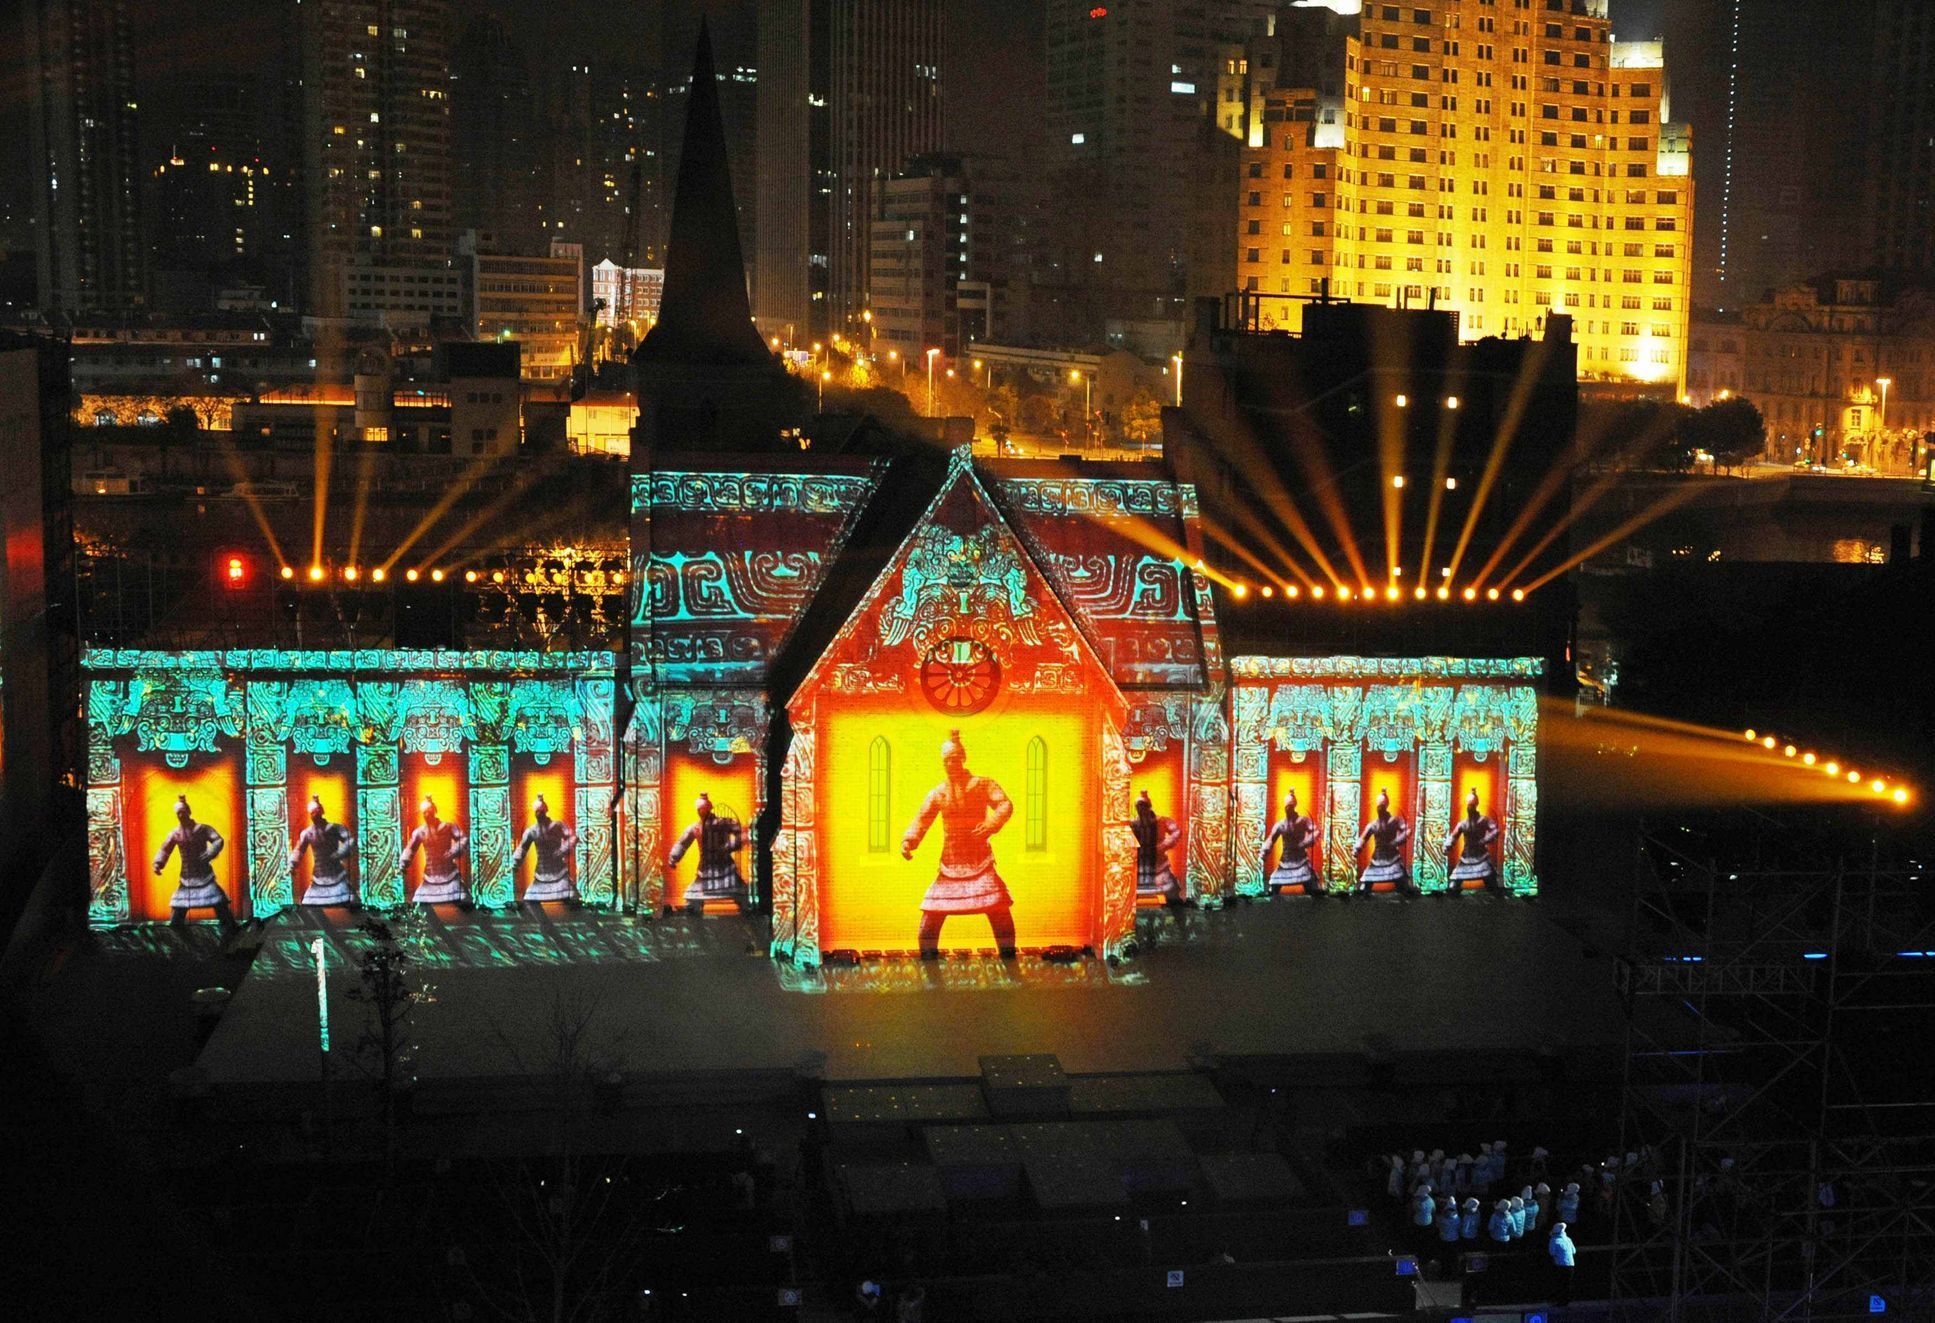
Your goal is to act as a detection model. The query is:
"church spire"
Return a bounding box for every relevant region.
[638,18,772,367]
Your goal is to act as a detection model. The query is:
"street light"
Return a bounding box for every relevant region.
[926,347,940,415]
[1070,368,1091,447]
[1171,352,1183,407]
[1877,376,1893,463]
[819,368,830,411]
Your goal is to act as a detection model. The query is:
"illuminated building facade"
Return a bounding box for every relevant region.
[1235,1,1694,388]
[25,0,147,314]
[301,0,454,309]
[460,234,585,382]
[592,260,663,327]
[1691,275,1935,472]
[756,0,946,342]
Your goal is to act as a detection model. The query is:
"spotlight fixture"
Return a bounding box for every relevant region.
[1871,779,1887,794]
[342,565,358,582]
[405,568,420,583]
[1286,584,1301,599]
[1392,474,1406,489]
[1394,393,1408,408]
[1414,586,1427,600]
[1461,587,1477,601]
[280,565,295,581]
[1510,588,1525,602]
[307,565,324,582]
[492,570,505,584]
[1763,736,1778,749]
[1232,582,1249,599]
[1337,586,1351,602]
[1744,729,1757,740]
[1384,585,1399,601]
[1893,787,1909,804]
[1802,753,1816,765]
[1485,587,1500,601]
[464,570,478,583]
[1445,395,1460,410]
[1824,762,1838,775]
[1261,585,1274,598]
[1445,477,1458,491]
[1436,586,1450,600]
[1310,585,1325,600]
[1846,771,1860,783]
[371,567,386,583]
[430,568,445,583]
[1784,745,1797,757]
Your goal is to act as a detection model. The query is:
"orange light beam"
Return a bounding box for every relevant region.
[310,411,333,571]
[1200,512,1312,589]
[1475,404,1657,587]
[1414,376,1464,583]
[1190,398,1357,585]
[205,432,288,568]
[345,438,382,571]
[377,453,510,573]
[1519,481,1707,593]
[1496,418,1683,587]
[417,470,545,570]
[1445,339,1549,583]
[1203,501,1318,588]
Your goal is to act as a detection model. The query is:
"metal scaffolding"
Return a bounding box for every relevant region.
[1611,811,1935,1321]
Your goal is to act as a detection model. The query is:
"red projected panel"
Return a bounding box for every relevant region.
[1451,754,1504,893]
[663,752,757,911]
[1131,749,1186,906]
[123,754,244,921]
[288,759,355,902]
[400,754,467,901]
[816,698,1098,954]
[510,758,574,900]
[1357,751,1417,892]
[1268,755,1326,884]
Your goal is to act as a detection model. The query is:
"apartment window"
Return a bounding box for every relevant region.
[867,738,892,852]
[1025,738,1048,851]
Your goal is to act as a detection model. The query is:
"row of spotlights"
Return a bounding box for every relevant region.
[1742,729,1912,805]
[1228,582,1527,603]
[278,565,626,588]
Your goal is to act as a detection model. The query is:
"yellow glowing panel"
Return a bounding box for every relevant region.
[1451,755,1503,893]
[289,760,356,902]
[510,760,574,899]
[818,701,1098,953]
[1269,756,1326,881]
[400,755,467,901]
[663,752,757,910]
[124,755,244,921]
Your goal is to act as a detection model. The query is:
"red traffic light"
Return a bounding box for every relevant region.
[221,554,249,589]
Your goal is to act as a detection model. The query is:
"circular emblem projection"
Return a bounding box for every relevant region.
[920,638,1002,715]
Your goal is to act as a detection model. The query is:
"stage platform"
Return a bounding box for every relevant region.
[194,894,1627,1090]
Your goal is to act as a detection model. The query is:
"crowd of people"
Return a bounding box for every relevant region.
[1376,1140,1650,1302]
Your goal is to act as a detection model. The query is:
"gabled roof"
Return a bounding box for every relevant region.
[790,449,1123,713]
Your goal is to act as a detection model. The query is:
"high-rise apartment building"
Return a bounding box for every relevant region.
[756,0,945,343]
[301,0,454,310]
[24,0,146,314]
[1866,0,1935,279]
[868,154,1034,357]
[460,232,584,382]
[1235,1,1694,389]
[1042,0,1283,333]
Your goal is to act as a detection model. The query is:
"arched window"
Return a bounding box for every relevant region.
[867,736,891,852]
[1025,737,1048,851]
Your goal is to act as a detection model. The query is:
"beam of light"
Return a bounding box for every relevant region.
[1185,404,1354,585]
[1469,403,1625,588]
[345,439,382,571]
[414,470,545,571]
[1199,505,1318,589]
[1517,481,1708,594]
[310,403,333,573]
[376,452,510,574]
[1445,338,1550,584]
[1414,374,1465,585]
[1491,406,1686,587]
[204,431,288,569]
[1540,699,1918,812]
[1374,359,1408,588]
[1198,513,1307,589]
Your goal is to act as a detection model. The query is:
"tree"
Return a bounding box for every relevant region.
[1688,396,1766,473]
[347,916,433,1161]
[1120,391,1165,450]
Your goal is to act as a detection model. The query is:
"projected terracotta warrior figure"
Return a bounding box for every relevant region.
[290,796,357,907]
[1445,789,1503,895]
[1132,790,1185,905]
[901,728,1017,959]
[154,795,236,934]
[1262,789,1322,896]
[1356,788,1415,897]
[667,792,748,915]
[516,795,579,903]
[400,796,470,906]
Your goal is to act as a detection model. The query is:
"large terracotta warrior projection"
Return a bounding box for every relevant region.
[401,795,470,906]
[1132,789,1184,905]
[667,791,748,914]
[516,794,579,903]
[290,796,357,907]
[901,728,1017,958]
[154,794,236,933]
[1262,789,1321,896]
[1357,788,1415,897]
[1445,789,1503,895]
